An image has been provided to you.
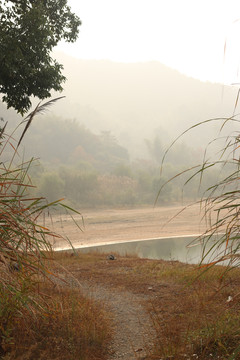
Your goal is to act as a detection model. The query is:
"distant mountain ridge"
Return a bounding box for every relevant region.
[51,52,239,158]
[1,53,239,159]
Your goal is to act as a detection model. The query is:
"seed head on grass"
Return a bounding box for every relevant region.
[0,100,87,357]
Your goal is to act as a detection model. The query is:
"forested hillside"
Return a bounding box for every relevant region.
[0,102,221,208]
[52,53,240,158]
[1,55,237,208]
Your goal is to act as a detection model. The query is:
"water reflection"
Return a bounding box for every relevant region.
[65,234,225,265]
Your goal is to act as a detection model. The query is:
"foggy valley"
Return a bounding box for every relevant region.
[1,53,239,209]
[2,2,240,359]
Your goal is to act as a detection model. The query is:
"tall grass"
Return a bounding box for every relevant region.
[158,113,240,359]
[0,101,111,359]
[158,114,240,266]
[0,107,58,354]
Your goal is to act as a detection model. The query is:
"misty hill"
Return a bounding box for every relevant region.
[1,55,236,207]
[1,53,239,162]
[51,52,239,158]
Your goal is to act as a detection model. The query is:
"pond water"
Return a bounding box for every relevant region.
[68,234,226,265]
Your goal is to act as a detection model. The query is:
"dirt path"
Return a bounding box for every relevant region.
[80,281,155,360]
[49,204,207,358]
[54,269,155,360]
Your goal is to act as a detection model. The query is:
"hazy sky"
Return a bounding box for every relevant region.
[57,0,240,84]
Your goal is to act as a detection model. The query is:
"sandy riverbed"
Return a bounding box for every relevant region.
[43,203,208,250]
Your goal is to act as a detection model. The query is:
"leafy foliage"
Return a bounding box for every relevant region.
[0,0,81,114]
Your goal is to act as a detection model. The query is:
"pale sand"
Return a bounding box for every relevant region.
[44,203,208,250]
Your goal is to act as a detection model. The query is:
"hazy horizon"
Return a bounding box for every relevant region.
[57,0,240,85]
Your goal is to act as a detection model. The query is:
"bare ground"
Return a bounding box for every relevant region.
[47,203,207,250]
[79,281,155,360]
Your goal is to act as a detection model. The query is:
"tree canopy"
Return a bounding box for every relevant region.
[0,0,81,114]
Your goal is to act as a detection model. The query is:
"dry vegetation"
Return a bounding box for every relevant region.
[0,112,111,360]
[52,251,240,360]
[2,249,240,360]
[1,94,240,360]
[2,280,111,360]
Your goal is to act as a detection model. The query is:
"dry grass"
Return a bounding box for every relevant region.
[2,250,240,359]
[54,251,240,360]
[0,113,112,360]
[2,280,111,360]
